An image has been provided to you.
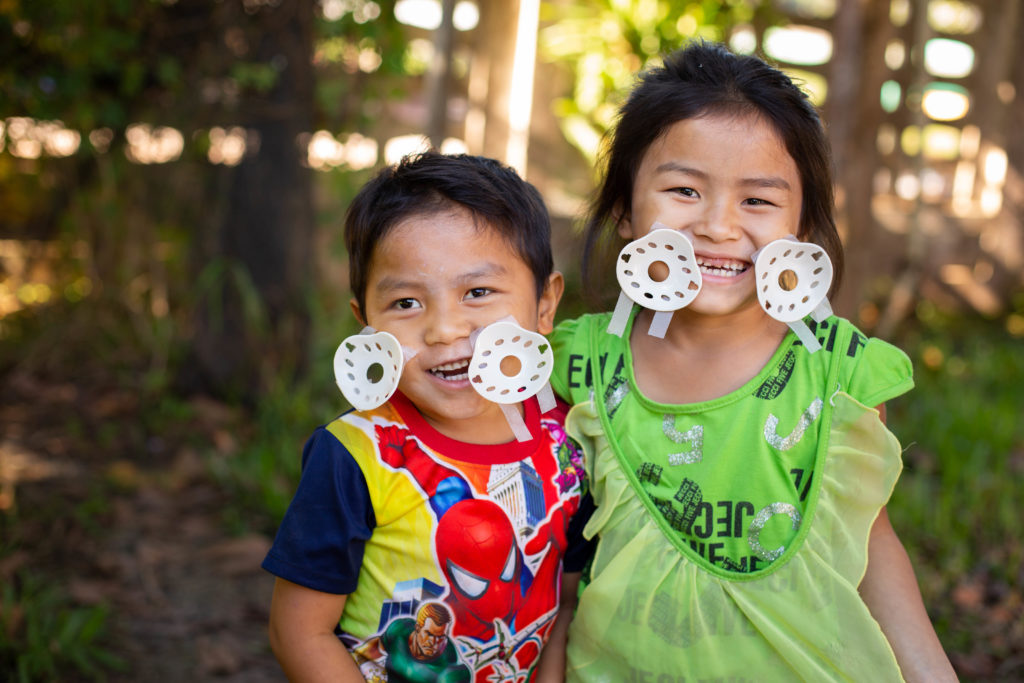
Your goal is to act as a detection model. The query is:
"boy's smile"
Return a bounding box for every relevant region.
[354,206,561,444]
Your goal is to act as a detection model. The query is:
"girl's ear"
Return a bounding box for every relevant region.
[536,272,565,336]
[349,298,366,326]
[615,204,634,240]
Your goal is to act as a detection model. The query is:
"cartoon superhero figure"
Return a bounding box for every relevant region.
[374,424,577,647]
[354,602,471,683]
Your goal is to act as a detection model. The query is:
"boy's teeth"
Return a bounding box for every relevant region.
[430,359,470,380]
[434,360,468,371]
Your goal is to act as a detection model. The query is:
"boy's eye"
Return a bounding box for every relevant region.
[465,287,492,300]
[392,298,421,310]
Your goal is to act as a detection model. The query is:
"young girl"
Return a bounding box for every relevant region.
[549,42,957,681]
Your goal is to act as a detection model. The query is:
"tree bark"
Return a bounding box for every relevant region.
[189,0,315,399]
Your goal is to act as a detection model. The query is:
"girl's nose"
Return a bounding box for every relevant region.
[692,201,740,242]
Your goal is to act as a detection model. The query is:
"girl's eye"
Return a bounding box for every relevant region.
[465,287,492,300]
[745,197,774,207]
[393,298,421,310]
[672,187,699,198]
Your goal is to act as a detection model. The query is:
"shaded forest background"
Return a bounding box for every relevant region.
[1,0,1022,680]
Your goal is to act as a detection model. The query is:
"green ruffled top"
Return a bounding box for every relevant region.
[550,310,914,682]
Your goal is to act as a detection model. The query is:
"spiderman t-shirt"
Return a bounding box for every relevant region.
[262,391,591,682]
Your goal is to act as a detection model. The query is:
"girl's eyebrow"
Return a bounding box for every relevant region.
[655,161,706,178]
[655,161,792,191]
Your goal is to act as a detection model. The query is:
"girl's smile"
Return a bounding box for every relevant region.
[620,112,802,321]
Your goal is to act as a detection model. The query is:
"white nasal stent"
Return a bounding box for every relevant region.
[608,225,702,338]
[334,328,405,410]
[469,320,555,442]
[754,237,834,353]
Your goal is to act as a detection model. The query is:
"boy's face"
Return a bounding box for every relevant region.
[352,206,562,444]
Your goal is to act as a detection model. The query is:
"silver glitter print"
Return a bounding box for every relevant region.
[662,415,703,465]
[605,379,630,417]
[748,502,801,561]
[764,397,823,451]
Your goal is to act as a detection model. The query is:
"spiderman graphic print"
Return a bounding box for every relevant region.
[262,392,588,683]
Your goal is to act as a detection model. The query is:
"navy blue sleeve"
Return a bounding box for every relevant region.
[261,425,376,594]
[562,491,596,573]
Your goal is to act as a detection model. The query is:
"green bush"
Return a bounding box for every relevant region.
[0,573,124,682]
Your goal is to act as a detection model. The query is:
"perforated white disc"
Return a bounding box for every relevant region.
[616,228,702,311]
[755,239,833,323]
[468,321,552,405]
[333,330,403,410]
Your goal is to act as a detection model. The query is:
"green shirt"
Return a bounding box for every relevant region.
[550,310,914,681]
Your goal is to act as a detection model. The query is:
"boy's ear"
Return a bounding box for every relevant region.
[536,271,564,336]
[349,298,366,326]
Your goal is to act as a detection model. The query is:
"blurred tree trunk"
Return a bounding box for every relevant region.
[468,0,519,161]
[427,0,456,148]
[827,0,893,320]
[189,1,315,399]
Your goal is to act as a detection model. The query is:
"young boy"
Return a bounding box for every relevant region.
[262,152,590,682]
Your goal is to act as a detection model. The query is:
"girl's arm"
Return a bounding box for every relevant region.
[860,404,957,681]
[268,578,365,682]
[535,571,581,683]
[860,508,958,681]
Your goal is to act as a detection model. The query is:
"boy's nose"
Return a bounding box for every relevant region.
[423,305,473,346]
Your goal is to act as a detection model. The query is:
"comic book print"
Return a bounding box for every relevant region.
[343,418,585,683]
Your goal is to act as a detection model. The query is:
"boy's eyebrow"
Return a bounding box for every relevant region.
[655,161,792,191]
[372,263,510,293]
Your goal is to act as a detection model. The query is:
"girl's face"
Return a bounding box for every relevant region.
[620,112,803,319]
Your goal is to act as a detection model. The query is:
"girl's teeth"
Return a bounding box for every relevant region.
[701,265,741,277]
[697,259,746,278]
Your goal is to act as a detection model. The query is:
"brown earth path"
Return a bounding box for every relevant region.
[1,369,285,682]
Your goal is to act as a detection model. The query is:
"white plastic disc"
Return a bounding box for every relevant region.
[616,228,702,312]
[754,239,833,324]
[333,330,404,410]
[468,321,552,405]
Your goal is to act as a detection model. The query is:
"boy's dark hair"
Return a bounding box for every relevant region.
[345,152,553,313]
[583,41,843,304]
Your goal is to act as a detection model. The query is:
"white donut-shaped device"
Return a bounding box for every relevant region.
[468,321,552,405]
[755,239,833,323]
[616,228,702,311]
[333,330,403,410]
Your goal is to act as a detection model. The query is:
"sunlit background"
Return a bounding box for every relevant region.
[2,1,1023,679]
[2,0,1018,327]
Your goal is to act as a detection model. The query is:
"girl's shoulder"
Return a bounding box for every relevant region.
[820,316,914,407]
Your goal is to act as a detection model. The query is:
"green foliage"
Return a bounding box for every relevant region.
[0,1,165,129]
[210,292,362,534]
[887,307,1024,665]
[539,0,783,165]
[0,571,124,682]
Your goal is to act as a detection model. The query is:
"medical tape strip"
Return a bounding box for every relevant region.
[606,291,635,337]
[334,326,415,410]
[608,225,702,338]
[753,238,834,355]
[468,319,554,442]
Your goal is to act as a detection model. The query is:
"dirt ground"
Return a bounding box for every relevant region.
[1,369,285,682]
